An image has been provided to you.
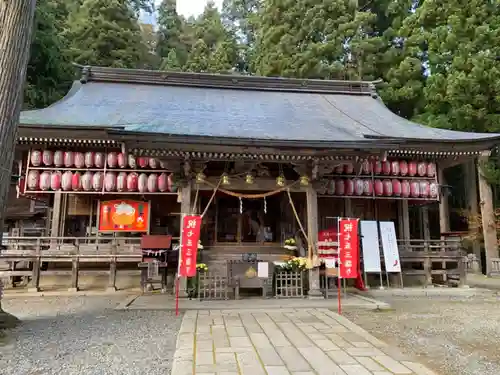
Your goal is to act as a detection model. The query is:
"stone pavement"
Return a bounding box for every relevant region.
[171,308,437,375]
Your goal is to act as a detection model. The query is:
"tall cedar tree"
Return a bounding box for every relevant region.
[157,0,189,69]
[66,0,147,68]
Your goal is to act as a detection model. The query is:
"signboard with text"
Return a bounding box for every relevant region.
[178,215,202,277]
[338,219,360,279]
[379,221,401,273]
[98,200,150,232]
[360,221,382,273]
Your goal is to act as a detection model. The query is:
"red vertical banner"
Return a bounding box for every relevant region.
[339,219,360,279]
[179,215,202,277]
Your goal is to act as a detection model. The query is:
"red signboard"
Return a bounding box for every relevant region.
[178,215,202,277]
[318,228,338,258]
[98,200,150,232]
[338,219,359,279]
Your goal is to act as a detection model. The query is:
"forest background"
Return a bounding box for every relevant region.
[25,0,500,211]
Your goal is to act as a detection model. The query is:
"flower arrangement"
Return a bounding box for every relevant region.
[196,263,208,272]
[278,256,308,272]
[283,237,297,250]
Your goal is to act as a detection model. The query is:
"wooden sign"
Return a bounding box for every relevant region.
[98,199,150,232]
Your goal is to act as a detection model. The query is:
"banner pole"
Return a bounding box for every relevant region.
[175,214,185,316]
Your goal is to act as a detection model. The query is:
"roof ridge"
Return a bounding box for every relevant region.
[78,65,375,95]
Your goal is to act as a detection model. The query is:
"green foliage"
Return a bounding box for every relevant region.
[156,0,188,67]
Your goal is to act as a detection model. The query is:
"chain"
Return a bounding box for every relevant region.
[263,197,267,214]
[239,197,243,214]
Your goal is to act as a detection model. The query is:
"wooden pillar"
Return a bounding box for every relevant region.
[465,159,481,263]
[437,166,450,237]
[50,191,63,239]
[306,185,322,298]
[177,183,192,297]
[397,200,410,250]
[478,152,498,276]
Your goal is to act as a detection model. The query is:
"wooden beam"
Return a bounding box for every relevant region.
[196,178,306,192]
[478,152,498,276]
[177,182,192,297]
[306,185,322,298]
[438,165,450,236]
[465,159,481,264]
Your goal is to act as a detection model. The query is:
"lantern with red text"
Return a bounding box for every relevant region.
[84,152,94,168]
[74,152,85,168]
[147,174,158,192]
[107,152,118,168]
[158,173,169,192]
[81,172,93,191]
[127,173,138,191]
[327,180,335,195]
[427,162,436,177]
[353,178,364,195]
[363,180,373,196]
[31,150,42,166]
[372,161,382,175]
[138,173,148,192]
[72,172,81,191]
[417,161,427,176]
[117,172,127,192]
[344,163,354,175]
[42,150,53,166]
[361,160,371,174]
[419,181,430,198]
[54,151,64,167]
[383,179,393,196]
[128,155,136,168]
[50,172,62,191]
[138,157,149,168]
[167,173,173,192]
[92,172,103,191]
[61,171,73,191]
[94,153,104,168]
[392,179,402,197]
[149,158,158,169]
[382,161,391,175]
[27,170,39,190]
[401,180,411,197]
[345,179,354,195]
[117,153,127,168]
[399,160,408,176]
[335,179,345,195]
[430,182,439,198]
[104,172,117,192]
[63,151,74,167]
[410,181,420,197]
[408,161,417,176]
[40,172,51,191]
[374,179,384,196]
[391,161,400,176]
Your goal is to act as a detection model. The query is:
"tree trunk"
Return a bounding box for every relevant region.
[0,0,37,324]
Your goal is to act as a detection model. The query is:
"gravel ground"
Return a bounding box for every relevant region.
[344,292,500,375]
[0,295,182,375]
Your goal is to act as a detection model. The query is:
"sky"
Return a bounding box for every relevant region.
[177,0,223,17]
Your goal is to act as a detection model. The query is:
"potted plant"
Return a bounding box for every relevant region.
[283,238,297,251]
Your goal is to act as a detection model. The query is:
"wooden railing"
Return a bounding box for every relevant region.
[0,236,143,292]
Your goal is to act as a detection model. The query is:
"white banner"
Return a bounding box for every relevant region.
[360,221,382,273]
[379,221,401,273]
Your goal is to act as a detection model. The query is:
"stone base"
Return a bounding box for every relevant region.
[27,287,40,293]
[67,287,79,293]
[0,309,20,329]
[106,286,117,292]
[308,288,325,299]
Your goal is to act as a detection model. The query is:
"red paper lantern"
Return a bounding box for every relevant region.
[117,172,127,192]
[149,158,158,169]
[417,161,427,176]
[84,152,94,168]
[92,172,103,191]
[327,180,336,195]
[74,152,85,168]
[363,180,373,196]
[353,178,364,195]
[374,179,384,196]
[27,170,39,190]
[410,181,420,197]
[104,172,117,192]
[372,161,382,175]
[127,173,138,191]
[345,179,354,195]
[158,173,169,192]
[401,180,411,197]
[128,155,136,169]
[383,179,393,196]
[54,151,64,167]
[427,162,436,177]
[382,161,391,175]
[40,172,51,191]
[335,179,345,195]
[81,172,93,191]
[390,161,400,176]
[94,152,105,168]
[72,172,81,191]
[419,181,430,198]
[138,157,149,168]
[167,173,173,192]
[61,171,73,191]
[399,160,408,176]
[147,174,158,192]
[138,173,148,192]
[392,179,402,196]
[31,150,42,166]
[107,152,118,168]
[334,164,343,174]
[430,182,439,198]
[344,163,354,175]
[117,153,127,168]
[50,172,61,191]
[42,150,53,166]
[361,160,371,174]
[64,151,74,167]
[408,161,417,176]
